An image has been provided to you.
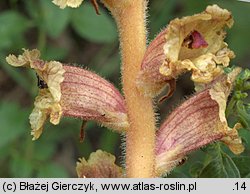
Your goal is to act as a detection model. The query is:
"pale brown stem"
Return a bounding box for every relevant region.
[101,0,156,177]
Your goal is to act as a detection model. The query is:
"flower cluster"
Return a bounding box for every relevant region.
[6,4,245,177]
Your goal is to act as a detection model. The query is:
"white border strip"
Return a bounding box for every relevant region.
[0,178,249,194]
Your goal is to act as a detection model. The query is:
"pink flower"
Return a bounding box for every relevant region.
[137,5,235,98]
[155,68,244,175]
[6,49,128,140]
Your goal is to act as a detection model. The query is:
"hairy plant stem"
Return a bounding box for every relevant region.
[101,0,156,177]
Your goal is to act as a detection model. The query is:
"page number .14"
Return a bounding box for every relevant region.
[234,182,246,191]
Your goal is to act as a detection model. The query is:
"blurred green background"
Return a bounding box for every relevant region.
[0,0,249,177]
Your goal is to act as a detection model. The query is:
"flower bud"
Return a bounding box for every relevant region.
[137,5,235,97]
[6,49,128,140]
[155,68,244,175]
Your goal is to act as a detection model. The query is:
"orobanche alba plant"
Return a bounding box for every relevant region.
[6,1,248,178]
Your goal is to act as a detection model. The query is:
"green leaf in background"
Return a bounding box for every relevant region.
[199,144,240,178]
[239,129,250,149]
[10,154,34,177]
[40,0,70,38]
[42,46,68,61]
[24,0,40,21]
[226,68,250,130]
[189,162,204,178]
[37,163,68,177]
[215,0,250,62]
[33,142,56,162]
[88,44,120,78]
[232,156,250,178]
[98,130,119,153]
[235,69,250,91]
[199,153,240,178]
[149,0,176,40]
[0,102,29,149]
[236,101,250,129]
[99,54,120,78]
[0,52,37,96]
[0,11,30,50]
[71,3,117,43]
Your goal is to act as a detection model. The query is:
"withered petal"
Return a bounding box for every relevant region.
[6,48,41,68]
[52,0,84,9]
[76,150,123,178]
[29,89,63,140]
[45,61,65,102]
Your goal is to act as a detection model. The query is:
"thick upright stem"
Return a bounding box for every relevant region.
[101,0,156,177]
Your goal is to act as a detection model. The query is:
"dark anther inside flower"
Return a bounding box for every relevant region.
[182,30,209,49]
[36,73,48,89]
